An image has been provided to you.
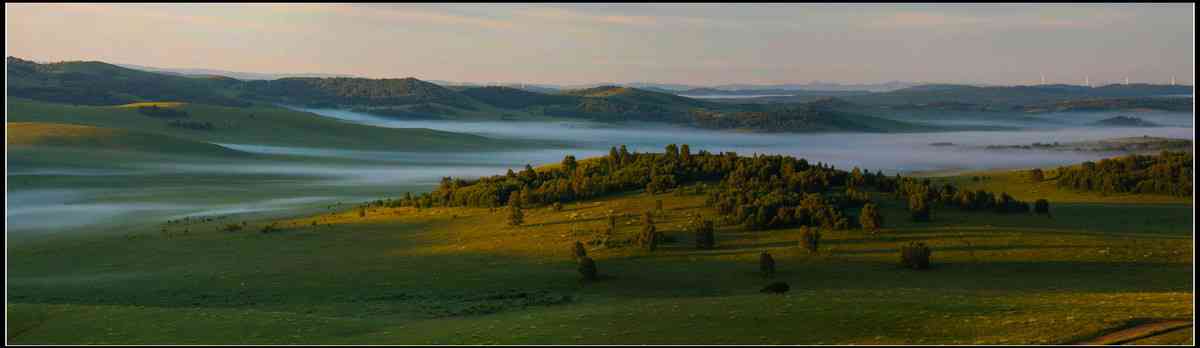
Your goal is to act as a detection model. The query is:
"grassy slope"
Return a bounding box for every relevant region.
[7,178,1192,344]
[6,98,542,152]
[7,122,245,156]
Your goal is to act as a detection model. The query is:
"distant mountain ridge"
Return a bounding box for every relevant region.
[115,63,356,80]
[7,57,1191,135]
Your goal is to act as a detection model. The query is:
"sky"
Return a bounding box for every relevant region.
[5,3,1194,86]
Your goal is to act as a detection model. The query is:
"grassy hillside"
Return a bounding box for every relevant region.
[7,148,1192,344]
[6,98,540,152]
[6,57,248,107]
[6,182,1191,344]
[7,122,246,156]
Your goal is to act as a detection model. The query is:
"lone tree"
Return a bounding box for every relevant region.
[640,212,659,251]
[900,242,932,270]
[908,195,931,222]
[859,202,882,232]
[571,241,587,260]
[759,251,776,278]
[1028,168,1045,182]
[507,203,524,226]
[799,227,821,253]
[694,219,715,249]
[1033,198,1051,217]
[578,256,598,281]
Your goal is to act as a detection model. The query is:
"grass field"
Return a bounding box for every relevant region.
[6,176,1192,344]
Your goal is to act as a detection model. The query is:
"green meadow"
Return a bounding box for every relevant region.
[7,177,1193,344]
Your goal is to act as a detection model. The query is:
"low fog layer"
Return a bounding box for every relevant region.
[8,106,1193,235]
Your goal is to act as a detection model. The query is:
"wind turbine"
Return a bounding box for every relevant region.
[1085,75,1091,88]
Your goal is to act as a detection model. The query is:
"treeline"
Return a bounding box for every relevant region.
[166,120,214,131]
[137,105,189,118]
[237,77,477,109]
[1056,151,1193,197]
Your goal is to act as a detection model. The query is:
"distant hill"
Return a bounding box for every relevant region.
[6,57,250,107]
[843,83,1193,108]
[116,63,355,80]
[1028,97,1193,113]
[235,77,478,109]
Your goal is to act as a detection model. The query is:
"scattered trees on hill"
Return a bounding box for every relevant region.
[1056,151,1193,197]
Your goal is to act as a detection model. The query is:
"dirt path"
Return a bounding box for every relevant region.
[1072,319,1193,345]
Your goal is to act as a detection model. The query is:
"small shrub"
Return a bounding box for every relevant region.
[655,199,664,212]
[1028,168,1045,182]
[1034,198,1050,216]
[578,256,598,281]
[900,242,932,269]
[359,207,367,218]
[222,223,243,232]
[552,202,563,212]
[759,251,776,278]
[799,227,821,253]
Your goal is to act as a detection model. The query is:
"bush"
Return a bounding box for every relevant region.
[694,219,716,249]
[1028,168,1045,182]
[759,251,776,278]
[552,202,563,212]
[571,241,587,260]
[655,199,664,212]
[222,223,243,232]
[259,222,279,234]
[900,242,931,269]
[859,202,882,232]
[799,227,821,253]
[1034,198,1050,216]
[578,256,598,281]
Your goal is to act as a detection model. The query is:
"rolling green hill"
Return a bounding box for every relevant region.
[6,98,539,152]
[7,122,247,156]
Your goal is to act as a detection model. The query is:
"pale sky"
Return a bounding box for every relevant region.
[5,3,1194,86]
